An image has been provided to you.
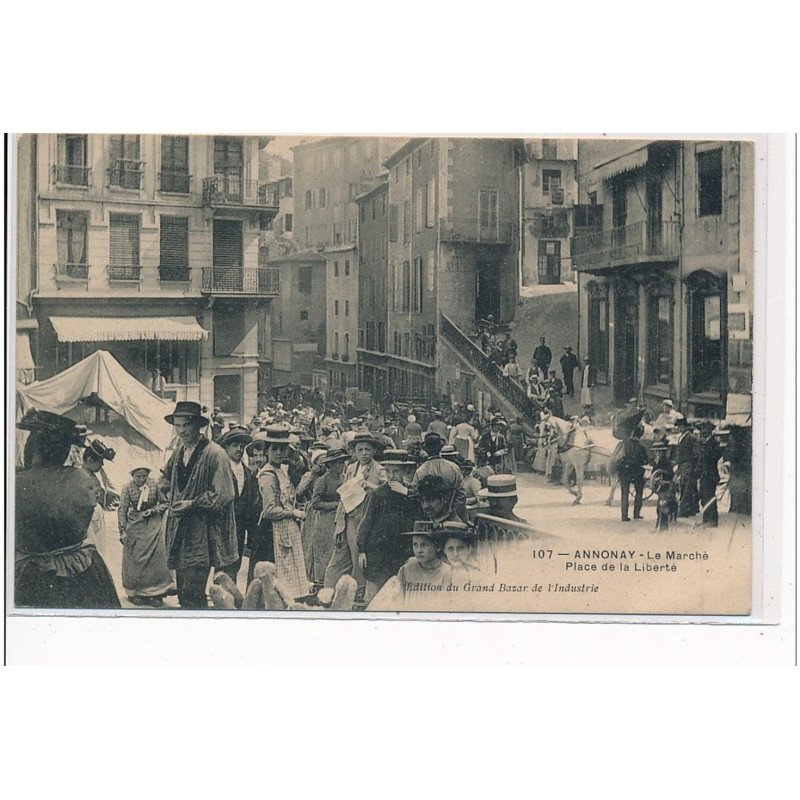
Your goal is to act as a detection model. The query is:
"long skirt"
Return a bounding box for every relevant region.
[122,514,175,599]
[532,444,547,473]
[273,517,309,600]
[453,435,475,462]
[16,545,121,609]
[581,387,593,408]
[85,505,108,562]
[301,507,336,583]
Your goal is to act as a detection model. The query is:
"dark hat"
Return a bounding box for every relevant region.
[165,401,210,426]
[381,448,416,466]
[85,439,116,462]
[322,447,351,465]
[423,430,444,444]
[417,474,450,499]
[674,418,690,428]
[218,428,254,449]
[17,409,78,440]
[477,474,517,499]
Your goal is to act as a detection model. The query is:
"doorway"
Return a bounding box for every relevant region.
[212,219,243,291]
[613,283,638,404]
[475,260,501,324]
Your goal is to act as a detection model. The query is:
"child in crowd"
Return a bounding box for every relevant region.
[397,522,453,597]
[441,521,482,585]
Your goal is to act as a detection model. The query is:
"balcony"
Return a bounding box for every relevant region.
[108,159,145,190]
[159,171,192,194]
[201,267,279,296]
[572,220,680,272]
[55,262,89,281]
[202,176,278,210]
[53,164,91,186]
[108,264,142,282]
[439,217,516,245]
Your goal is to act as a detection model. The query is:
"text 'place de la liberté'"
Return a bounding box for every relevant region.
[12,135,754,615]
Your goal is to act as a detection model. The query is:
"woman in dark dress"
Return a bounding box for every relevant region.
[15,410,121,609]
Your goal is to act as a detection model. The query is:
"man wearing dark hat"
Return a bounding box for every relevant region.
[616,425,649,522]
[218,426,258,583]
[411,431,467,520]
[357,449,421,602]
[15,410,120,608]
[674,418,699,517]
[559,346,579,398]
[697,421,723,526]
[416,474,462,527]
[160,401,237,608]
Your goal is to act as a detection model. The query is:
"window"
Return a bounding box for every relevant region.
[109,135,142,189]
[212,219,243,268]
[334,332,339,355]
[412,257,423,313]
[56,211,88,278]
[214,374,241,416]
[405,158,410,175]
[345,260,350,276]
[159,216,189,282]
[56,134,89,185]
[542,139,558,160]
[389,204,398,242]
[394,166,399,183]
[319,188,327,208]
[415,187,424,232]
[403,200,411,243]
[146,340,199,385]
[479,189,498,233]
[402,260,411,312]
[284,213,293,232]
[300,309,309,321]
[213,137,243,198]
[344,333,350,358]
[427,252,435,292]
[298,265,312,294]
[160,136,190,193]
[537,240,561,284]
[646,285,673,386]
[377,322,386,352]
[697,148,723,217]
[612,179,627,230]
[305,190,313,210]
[371,199,376,221]
[212,302,245,356]
[334,261,339,277]
[588,191,598,205]
[542,169,561,194]
[426,180,436,227]
[109,213,140,279]
[345,300,350,316]
[335,300,340,315]
[305,227,310,246]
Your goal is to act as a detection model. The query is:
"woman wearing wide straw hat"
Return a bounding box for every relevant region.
[254,426,310,600]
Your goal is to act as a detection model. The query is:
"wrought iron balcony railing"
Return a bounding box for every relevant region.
[108,159,145,190]
[108,264,142,282]
[202,176,277,208]
[201,267,280,295]
[55,262,89,280]
[53,164,91,186]
[439,217,516,245]
[159,171,192,194]
[572,220,680,271]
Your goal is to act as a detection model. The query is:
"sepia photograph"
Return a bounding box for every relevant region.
[9,133,762,616]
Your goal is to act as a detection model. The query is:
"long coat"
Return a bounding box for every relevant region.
[162,437,237,571]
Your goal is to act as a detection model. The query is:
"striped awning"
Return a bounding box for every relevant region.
[50,316,208,343]
[589,143,652,182]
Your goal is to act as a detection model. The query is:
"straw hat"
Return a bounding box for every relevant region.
[477,474,518,499]
[380,449,417,467]
[218,427,253,449]
[348,430,384,451]
[322,447,351,465]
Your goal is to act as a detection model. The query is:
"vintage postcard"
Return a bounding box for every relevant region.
[8,133,771,617]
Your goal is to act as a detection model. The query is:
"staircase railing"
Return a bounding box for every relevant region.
[439,312,537,419]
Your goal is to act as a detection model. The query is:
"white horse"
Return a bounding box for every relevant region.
[550,417,595,505]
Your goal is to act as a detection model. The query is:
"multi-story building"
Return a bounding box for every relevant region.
[572,138,754,418]
[292,137,401,391]
[355,176,389,400]
[258,176,294,263]
[15,133,279,422]
[268,250,327,393]
[383,137,521,403]
[520,138,578,289]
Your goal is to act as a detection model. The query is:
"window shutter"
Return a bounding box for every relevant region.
[109,214,140,265]
[160,217,189,269]
[212,219,243,267]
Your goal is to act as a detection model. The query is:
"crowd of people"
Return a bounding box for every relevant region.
[14,397,535,612]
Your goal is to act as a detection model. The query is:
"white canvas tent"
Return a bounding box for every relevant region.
[16,350,175,488]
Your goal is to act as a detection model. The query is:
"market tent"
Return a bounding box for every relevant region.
[16,351,176,487]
